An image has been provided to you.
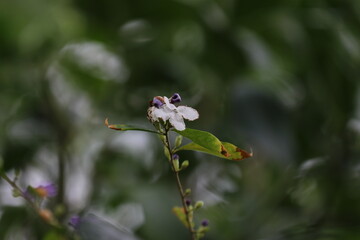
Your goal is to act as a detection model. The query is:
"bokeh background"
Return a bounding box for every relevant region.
[1,0,360,239]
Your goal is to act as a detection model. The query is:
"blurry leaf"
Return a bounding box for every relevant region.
[105,118,159,134]
[42,231,66,240]
[73,213,138,240]
[0,206,28,239]
[115,203,145,231]
[174,128,252,161]
[172,207,190,229]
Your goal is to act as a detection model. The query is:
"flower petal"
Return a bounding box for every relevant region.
[169,113,186,131]
[163,96,177,110]
[177,106,199,121]
[43,183,57,197]
[152,107,172,121]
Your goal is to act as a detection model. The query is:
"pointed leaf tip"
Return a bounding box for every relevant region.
[105,118,123,130]
[236,147,253,159]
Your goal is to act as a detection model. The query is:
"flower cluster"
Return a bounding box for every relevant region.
[147,93,199,131]
[24,183,57,200]
[34,183,57,198]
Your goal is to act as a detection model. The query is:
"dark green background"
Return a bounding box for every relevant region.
[1,0,360,239]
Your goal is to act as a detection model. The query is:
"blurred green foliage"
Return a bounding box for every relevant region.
[1,0,360,239]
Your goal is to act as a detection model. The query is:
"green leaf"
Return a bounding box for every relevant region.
[105,118,159,134]
[176,141,252,161]
[174,128,252,160]
[173,128,226,156]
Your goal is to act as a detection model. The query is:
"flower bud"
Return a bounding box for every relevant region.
[184,188,191,196]
[175,135,183,148]
[38,209,58,226]
[35,183,57,198]
[12,189,21,198]
[180,160,189,171]
[163,146,171,160]
[185,199,191,206]
[194,201,204,209]
[201,219,209,227]
[172,154,180,171]
[170,93,181,104]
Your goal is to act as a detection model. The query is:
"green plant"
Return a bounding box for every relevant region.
[106,93,252,239]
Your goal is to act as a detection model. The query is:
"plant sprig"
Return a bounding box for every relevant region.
[106,93,252,240]
[163,126,198,239]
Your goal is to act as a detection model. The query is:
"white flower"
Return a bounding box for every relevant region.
[148,96,199,131]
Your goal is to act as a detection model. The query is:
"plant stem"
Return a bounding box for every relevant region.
[164,131,197,240]
[0,171,39,211]
[0,171,67,231]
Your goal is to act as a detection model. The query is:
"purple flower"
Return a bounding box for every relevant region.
[69,215,81,228]
[172,154,180,160]
[35,183,57,198]
[170,93,181,104]
[201,219,209,227]
[185,199,191,206]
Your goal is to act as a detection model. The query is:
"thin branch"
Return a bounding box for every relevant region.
[164,130,197,240]
[0,171,39,211]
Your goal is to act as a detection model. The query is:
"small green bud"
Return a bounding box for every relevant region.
[12,188,22,198]
[159,134,166,142]
[188,205,194,212]
[172,154,180,171]
[173,159,179,172]
[184,188,191,196]
[194,201,204,209]
[163,146,171,160]
[175,135,183,148]
[180,160,189,171]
